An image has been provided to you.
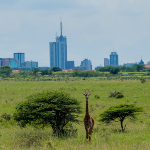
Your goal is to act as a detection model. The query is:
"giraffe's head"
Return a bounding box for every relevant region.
[83,91,91,99]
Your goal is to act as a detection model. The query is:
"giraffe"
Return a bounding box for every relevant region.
[83,92,94,142]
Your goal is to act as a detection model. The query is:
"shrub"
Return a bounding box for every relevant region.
[140,78,146,83]
[95,95,100,99]
[109,91,124,98]
[99,104,143,132]
[1,113,11,121]
[115,94,124,99]
[14,91,82,134]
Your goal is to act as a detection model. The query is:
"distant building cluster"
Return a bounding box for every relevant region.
[104,52,118,67]
[0,20,149,71]
[75,59,92,70]
[0,53,38,69]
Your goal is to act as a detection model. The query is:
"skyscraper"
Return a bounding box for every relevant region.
[104,58,109,67]
[49,20,67,70]
[14,53,25,67]
[110,52,118,67]
[80,59,92,70]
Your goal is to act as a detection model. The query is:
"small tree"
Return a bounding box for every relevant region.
[14,91,82,134]
[31,67,39,78]
[50,66,62,72]
[41,69,49,76]
[0,66,12,77]
[99,104,143,132]
[110,67,119,74]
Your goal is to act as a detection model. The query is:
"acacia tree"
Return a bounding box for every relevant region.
[99,104,143,132]
[14,91,82,134]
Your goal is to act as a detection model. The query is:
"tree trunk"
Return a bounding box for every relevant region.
[121,120,124,132]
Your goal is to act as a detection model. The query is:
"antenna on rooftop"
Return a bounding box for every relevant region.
[60,17,62,36]
[55,32,57,39]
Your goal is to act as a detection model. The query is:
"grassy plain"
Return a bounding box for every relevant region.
[0,79,150,150]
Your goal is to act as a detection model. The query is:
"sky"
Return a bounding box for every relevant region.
[0,0,150,69]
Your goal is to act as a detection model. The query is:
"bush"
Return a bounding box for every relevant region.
[14,91,82,134]
[1,113,11,121]
[109,91,124,99]
[140,78,146,83]
[95,95,100,99]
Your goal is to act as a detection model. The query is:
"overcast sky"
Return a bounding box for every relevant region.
[0,0,150,69]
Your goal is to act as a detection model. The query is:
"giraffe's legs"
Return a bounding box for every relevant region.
[85,127,88,139]
[88,125,94,142]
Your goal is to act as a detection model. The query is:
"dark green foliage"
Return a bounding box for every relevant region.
[97,64,145,73]
[140,78,146,83]
[14,91,82,134]
[110,67,119,74]
[109,91,124,99]
[0,66,12,77]
[97,66,113,72]
[50,66,62,72]
[40,69,52,76]
[115,94,124,99]
[95,95,100,99]
[99,104,143,132]
[133,64,144,72]
[41,69,49,75]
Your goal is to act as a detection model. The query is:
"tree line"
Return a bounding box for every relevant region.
[0,64,148,78]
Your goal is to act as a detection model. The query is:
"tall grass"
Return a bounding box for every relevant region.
[0,80,150,149]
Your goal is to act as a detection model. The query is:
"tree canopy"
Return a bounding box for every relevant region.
[50,66,62,72]
[110,67,119,74]
[0,66,12,77]
[13,91,82,134]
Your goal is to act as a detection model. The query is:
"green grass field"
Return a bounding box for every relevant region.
[0,80,150,150]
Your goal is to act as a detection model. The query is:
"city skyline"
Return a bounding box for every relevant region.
[0,1,150,69]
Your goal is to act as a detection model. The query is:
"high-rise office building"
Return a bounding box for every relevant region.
[14,53,25,67]
[80,59,92,70]
[65,61,74,70]
[104,58,109,67]
[0,58,19,68]
[49,21,67,70]
[110,52,118,67]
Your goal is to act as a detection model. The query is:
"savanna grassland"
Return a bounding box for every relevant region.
[0,79,150,150]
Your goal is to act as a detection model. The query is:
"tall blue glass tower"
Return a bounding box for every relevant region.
[14,53,25,67]
[49,20,67,70]
[110,52,118,67]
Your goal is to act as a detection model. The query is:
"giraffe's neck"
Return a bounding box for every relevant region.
[86,98,89,115]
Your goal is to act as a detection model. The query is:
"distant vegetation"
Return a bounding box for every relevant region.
[96,64,145,72]
[0,64,150,80]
